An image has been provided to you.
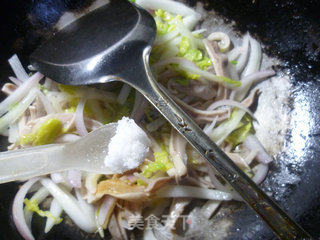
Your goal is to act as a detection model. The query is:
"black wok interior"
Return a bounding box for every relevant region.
[0,0,319,239]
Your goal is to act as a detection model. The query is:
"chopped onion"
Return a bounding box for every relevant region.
[155,185,232,201]
[12,177,39,240]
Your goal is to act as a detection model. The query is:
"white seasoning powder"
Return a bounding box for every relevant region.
[104,117,151,173]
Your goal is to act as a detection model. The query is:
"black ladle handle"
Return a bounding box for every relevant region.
[128,47,312,240]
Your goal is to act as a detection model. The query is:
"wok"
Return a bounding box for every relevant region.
[0,0,319,239]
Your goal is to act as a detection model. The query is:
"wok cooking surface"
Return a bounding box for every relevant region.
[0,0,319,239]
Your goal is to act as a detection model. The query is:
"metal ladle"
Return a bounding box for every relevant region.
[29,0,312,239]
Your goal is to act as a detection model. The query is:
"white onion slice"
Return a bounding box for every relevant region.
[8,54,29,82]
[206,99,255,117]
[34,88,55,114]
[236,34,250,74]
[43,78,53,90]
[252,163,269,184]
[182,13,201,30]
[242,37,262,77]
[0,72,43,117]
[24,187,50,229]
[207,166,228,191]
[98,196,116,226]
[75,97,88,137]
[75,189,95,218]
[209,110,246,145]
[8,76,23,86]
[231,69,275,101]
[152,57,233,86]
[0,87,38,134]
[40,178,96,233]
[201,200,221,219]
[228,47,242,61]
[155,185,232,201]
[243,134,273,164]
[45,199,63,233]
[244,149,259,165]
[117,84,131,105]
[203,117,218,135]
[240,69,275,89]
[12,177,39,240]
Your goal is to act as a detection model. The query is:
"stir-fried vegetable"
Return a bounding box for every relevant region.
[0,0,277,239]
[142,148,174,178]
[226,115,253,148]
[178,36,212,70]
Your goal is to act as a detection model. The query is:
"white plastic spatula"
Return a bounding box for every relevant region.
[0,123,118,183]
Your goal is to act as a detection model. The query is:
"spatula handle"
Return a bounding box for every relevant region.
[0,144,64,183]
[129,47,312,240]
